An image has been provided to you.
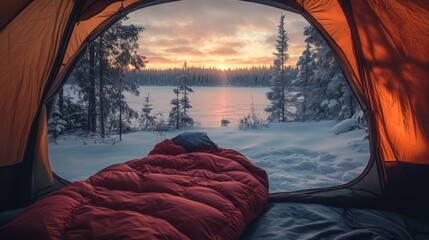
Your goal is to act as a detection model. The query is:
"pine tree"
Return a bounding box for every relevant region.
[169,87,181,129]
[68,17,146,138]
[139,92,156,130]
[178,61,194,127]
[266,14,290,122]
[100,17,145,138]
[68,48,92,132]
[339,83,356,120]
[48,99,67,143]
[48,85,87,135]
[295,42,314,121]
[88,42,97,132]
[168,62,194,129]
[302,26,327,120]
[62,91,87,132]
[298,25,359,121]
[265,59,283,121]
[96,34,106,137]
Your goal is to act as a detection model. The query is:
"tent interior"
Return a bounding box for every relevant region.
[1,0,429,239]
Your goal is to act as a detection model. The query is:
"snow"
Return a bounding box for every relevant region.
[321,99,339,109]
[49,120,369,193]
[333,118,358,135]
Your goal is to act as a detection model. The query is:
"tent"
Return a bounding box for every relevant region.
[0,0,428,221]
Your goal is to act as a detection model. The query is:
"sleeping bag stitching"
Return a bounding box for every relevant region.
[59,197,89,239]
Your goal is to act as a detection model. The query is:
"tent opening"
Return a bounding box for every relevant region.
[47,0,370,193]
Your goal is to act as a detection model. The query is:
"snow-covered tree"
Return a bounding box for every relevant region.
[62,93,87,132]
[48,100,67,142]
[294,42,315,121]
[168,62,195,129]
[295,25,359,121]
[296,26,356,121]
[178,61,194,127]
[169,88,181,129]
[265,59,282,121]
[65,16,146,138]
[139,92,157,130]
[314,37,343,120]
[339,84,356,120]
[265,14,290,122]
[48,87,87,134]
[301,25,328,120]
[107,72,139,141]
[101,17,146,139]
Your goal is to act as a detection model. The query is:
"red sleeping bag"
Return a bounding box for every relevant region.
[0,139,269,239]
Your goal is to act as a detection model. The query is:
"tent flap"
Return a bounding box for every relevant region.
[0,0,75,167]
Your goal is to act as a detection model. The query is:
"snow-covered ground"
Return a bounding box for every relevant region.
[49,121,369,192]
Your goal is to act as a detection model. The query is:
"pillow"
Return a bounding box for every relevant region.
[171,132,219,153]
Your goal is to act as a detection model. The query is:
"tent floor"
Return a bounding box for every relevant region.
[0,174,68,227]
[241,202,429,239]
[0,208,25,227]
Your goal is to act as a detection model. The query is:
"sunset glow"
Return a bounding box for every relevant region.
[127,0,308,70]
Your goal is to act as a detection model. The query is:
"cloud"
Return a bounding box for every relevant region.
[265,34,277,45]
[226,56,274,65]
[147,56,179,64]
[208,47,240,56]
[163,46,204,55]
[147,37,192,47]
[126,0,309,69]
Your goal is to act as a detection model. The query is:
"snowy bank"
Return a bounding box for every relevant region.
[49,121,369,192]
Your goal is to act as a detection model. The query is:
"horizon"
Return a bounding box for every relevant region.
[134,64,275,71]
[126,0,308,70]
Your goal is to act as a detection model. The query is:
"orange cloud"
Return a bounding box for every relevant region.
[147,56,180,64]
[208,47,240,56]
[163,46,204,56]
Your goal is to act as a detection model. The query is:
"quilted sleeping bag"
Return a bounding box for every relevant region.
[0,138,269,240]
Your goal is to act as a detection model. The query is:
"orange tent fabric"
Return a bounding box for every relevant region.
[0,0,428,204]
[351,1,429,164]
[0,0,75,167]
[299,0,429,164]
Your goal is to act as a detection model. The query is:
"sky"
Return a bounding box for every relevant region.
[126,0,309,70]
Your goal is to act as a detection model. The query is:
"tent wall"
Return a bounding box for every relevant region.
[32,106,53,195]
[0,0,75,167]
[349,0,429,164]
[0,0,76,209]
[0,0,32,31]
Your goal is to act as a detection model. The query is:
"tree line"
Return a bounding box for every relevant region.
[126,65,276,87]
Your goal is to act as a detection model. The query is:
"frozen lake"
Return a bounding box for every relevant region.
[124,86,270,127]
